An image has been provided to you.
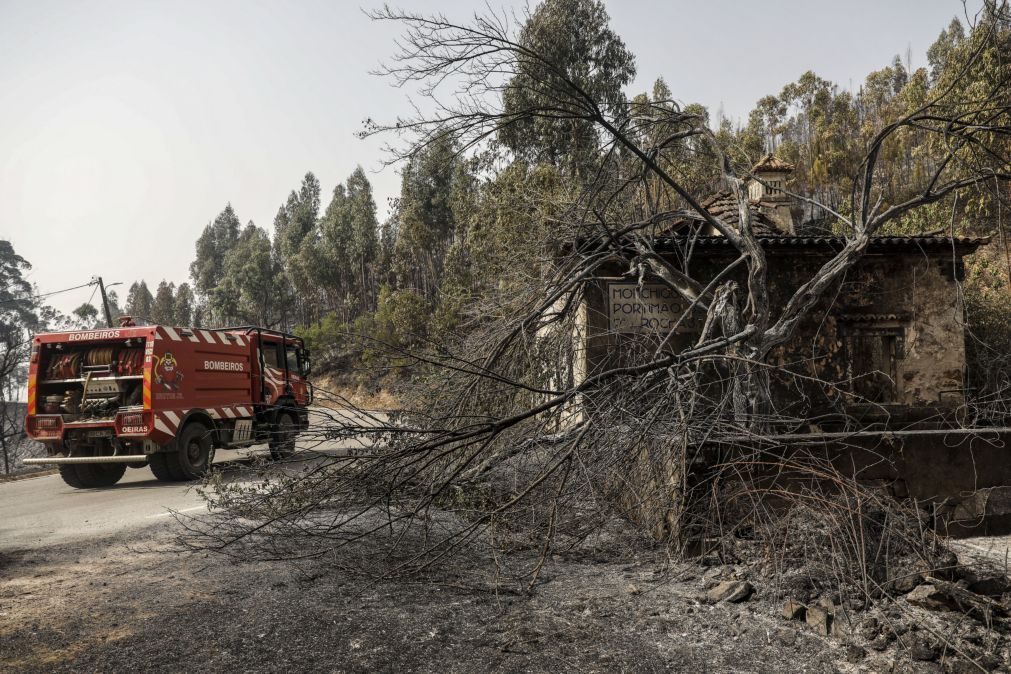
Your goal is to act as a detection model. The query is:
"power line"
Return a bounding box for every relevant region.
[83,283,99,311]
[0,281,97,308]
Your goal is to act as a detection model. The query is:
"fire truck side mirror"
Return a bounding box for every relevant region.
[300,348,312,377]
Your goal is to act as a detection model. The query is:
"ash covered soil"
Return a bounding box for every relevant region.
[1,521,1009,673]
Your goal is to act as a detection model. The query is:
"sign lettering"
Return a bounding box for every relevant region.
[68,330,121,341]
[608,283,699,334]
[204,360,246,372]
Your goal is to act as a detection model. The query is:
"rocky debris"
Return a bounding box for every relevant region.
[906,584,950,610]
[775,627,798,646]
[701,565,724,589]
[805,605,832,636]
[906,578,1007,621]
[701,564,750,591]
[782,598,806,621]
[892,662,942,674]
[784,596,851,638]
[890,570,925,595]
[706,580,753,603]
[857,616,879,641]
[942,658,976,674]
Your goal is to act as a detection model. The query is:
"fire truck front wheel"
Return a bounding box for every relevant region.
[269,413,297,460]
[58,463,127,489]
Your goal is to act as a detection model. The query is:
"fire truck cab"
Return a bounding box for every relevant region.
[23,323,313,488]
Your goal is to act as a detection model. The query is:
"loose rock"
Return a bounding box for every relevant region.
[805,605,831,636]
[782,599,806,621]
[907,583,957,612]
[776,628,797,647]
[891,570,925,594]
[706,580,753,604]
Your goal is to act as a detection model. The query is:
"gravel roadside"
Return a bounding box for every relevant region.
[2,520,1008,673]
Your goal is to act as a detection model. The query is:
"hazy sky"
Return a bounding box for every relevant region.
[0,0,980,317]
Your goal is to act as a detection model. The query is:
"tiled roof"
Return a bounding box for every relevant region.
[837,313,912,322]
[655,234,990,252]
[698,191,782,235]
[752,154,795,173]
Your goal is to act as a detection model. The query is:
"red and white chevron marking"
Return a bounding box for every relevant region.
[151,406,255,438]
[206,405,255,420]
[154,327,248,346]
[262,367,285,401]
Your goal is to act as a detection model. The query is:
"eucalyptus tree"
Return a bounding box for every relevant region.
[70,303,100,329]
[150,281,176,325]
[312,168,381,322]
[191,205,241,299]
[497,0,636,178]
[274,173,322,327]
[316,182,354,319]
[173,283,194,326]
[346,167,380,312]
[124,281,154,324]
[215,224,280,328]
[390,136,467,302]
[0,240,40,474]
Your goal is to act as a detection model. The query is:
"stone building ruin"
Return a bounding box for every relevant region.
[572,156,1010,534]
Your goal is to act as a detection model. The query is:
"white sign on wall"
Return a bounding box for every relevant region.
[608,283,697,334]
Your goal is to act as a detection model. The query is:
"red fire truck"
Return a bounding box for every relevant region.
[23,323,313,488]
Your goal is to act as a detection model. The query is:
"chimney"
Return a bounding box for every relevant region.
[748,154,795,234]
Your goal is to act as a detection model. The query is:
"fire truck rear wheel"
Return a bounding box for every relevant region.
[59,463,127,488]
[172,423,214,479]
[269,413,297,460]
[148,452,181,482]
[58,464,86,488]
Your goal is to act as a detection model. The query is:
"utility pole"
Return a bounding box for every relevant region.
[93,277,114,328]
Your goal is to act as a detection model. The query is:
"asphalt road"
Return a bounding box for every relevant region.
[0,415,370,552]
[3,414,1008,572]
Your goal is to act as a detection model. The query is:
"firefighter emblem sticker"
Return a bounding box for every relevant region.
[155,353,184,391]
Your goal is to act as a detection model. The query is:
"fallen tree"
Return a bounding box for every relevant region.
[184,6,1011,648]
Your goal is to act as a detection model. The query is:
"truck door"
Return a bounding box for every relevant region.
[257,337,309,406]
[259,338,288,405]
[283,342,310,406]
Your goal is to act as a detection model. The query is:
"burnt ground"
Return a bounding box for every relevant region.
[2,518,1009,674]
